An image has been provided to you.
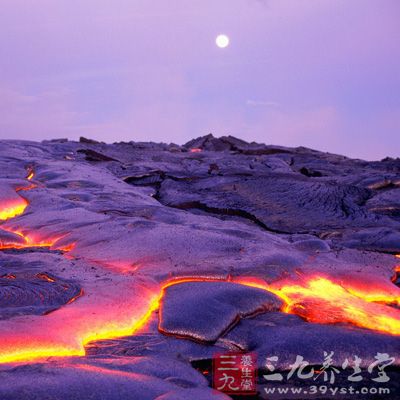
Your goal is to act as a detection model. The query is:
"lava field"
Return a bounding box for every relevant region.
[0,134,399,399]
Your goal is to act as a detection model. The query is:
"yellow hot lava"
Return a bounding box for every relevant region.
[269,277,400,335]
[0,200,28,221]
[0,228,74,251]
[0,170,36,220]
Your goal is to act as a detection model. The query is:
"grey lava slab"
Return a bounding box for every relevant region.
[157,174,395,234]
[159,281,282,342]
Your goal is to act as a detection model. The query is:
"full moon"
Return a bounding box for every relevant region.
[216,34,229,48]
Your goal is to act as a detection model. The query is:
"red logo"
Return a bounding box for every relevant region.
[213,352,257,395]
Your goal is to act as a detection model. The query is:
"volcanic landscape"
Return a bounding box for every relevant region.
[0,134,399,399]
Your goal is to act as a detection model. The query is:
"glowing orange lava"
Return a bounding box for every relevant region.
[342,278,400,306]
[271,277,400,335]
[0,171,37,221]
[0,285,161,364]
[0,228,75,252]
[236,273,400,335]
[0,199,28,221]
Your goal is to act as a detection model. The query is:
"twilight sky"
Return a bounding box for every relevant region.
[0,0,399,160]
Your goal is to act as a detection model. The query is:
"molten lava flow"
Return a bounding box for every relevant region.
[80,293,161,346]
[1,175,212,364]
[237,273,400,336]
[341,277,400,306]
[0,229,75,251]
[271,277,400,335]
[233,273,400,336]
[0,199,28,221]
[0,171,37,221]
[0,170,74,251]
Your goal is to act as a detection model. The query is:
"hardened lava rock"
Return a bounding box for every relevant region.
[0,270,82,319]
[159,281,282,343]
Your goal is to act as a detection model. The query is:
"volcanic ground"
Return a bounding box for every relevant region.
[0,134,399,399]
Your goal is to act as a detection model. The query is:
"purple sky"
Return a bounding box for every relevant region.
[0,0,399,160]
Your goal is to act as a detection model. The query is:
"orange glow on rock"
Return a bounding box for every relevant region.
[36,273,56,282]
[0,281,160,364]
[81,294,161,346]
[342,280,400,306]
[0,228,75,252]
[0,346,85,364]
[233,275,400,335]
[0,170,35,220]
[265,276,400,336]
[66,289,85,305]
[189,148,202,153]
